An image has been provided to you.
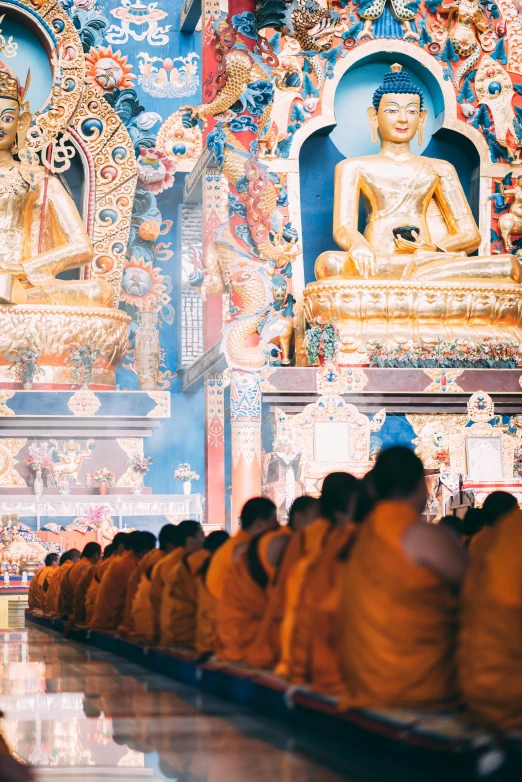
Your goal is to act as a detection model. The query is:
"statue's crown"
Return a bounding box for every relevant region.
[0,60,30,108]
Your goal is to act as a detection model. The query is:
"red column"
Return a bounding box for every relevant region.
[230,370,262,533]
[205,371,226,528]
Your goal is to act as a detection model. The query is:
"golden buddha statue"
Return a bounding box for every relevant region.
[0,61,113,308]
[304,65,522,360]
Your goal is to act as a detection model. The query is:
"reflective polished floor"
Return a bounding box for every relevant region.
[0,625,365,781]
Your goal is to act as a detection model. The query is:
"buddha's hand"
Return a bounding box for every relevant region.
[349,240,376,278]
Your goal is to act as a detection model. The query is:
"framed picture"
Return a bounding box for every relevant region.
[314,421,350,462]
[465,436,503,482]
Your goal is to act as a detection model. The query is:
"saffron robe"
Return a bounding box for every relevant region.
[195,563,219,657]
[340,501,459,710]
[58,558,92,618]
[276,517,333,678]
[118,548,164,636]
[131,571,155,643]
[92,551,139,630]
[73,563,97,625]
[206,530,251,602]
[305,526,356,697]
[458,509,522,730]
[216,528,290,663]
[44,560,74,616]
[468,525,495,559]
[160,550,210,647]
[85,557,115,627]
[150,547,187,642]
[28,566,54,612]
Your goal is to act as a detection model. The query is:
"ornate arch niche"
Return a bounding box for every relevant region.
[271,40,508,300]
[0,0,137,305]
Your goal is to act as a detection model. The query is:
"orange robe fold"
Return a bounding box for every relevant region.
[150,547,186,642]
[44,561,74,616]
[85,557,115,627]
[216,529,290,663]
[131,571,155,643]
[118,549,164,636]
[340,501,458,710]
[276,517,333,678]
[459,509,522,730]
[206,530,251,602]
[92,551,139,630]
[73,563,97,625]
[28,565,54,612]
[58,559,92,618]
[195,565,219,658]
[160,550,210,647]
[468,525,495,559]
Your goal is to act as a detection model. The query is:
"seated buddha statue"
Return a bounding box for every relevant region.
[0,62,114,307]
[315,65,520,285]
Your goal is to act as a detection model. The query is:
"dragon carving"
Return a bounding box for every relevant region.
[179,28,300,370]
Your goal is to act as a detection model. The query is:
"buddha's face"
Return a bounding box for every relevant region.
[367,92,427,144]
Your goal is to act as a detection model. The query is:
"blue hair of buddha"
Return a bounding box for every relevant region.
[372,65,424,111]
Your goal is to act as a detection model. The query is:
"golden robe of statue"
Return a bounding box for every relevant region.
[0,62,113,308]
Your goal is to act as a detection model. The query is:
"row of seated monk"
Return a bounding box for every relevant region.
[28,445,521,734]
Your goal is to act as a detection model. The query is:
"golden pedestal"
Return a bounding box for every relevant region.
[303,280,522,361]
[0,305,130,387]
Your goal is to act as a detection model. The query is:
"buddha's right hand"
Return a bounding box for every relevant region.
[349,241,376,278]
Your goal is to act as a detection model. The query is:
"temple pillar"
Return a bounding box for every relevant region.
[230,370,262,533]
[205,371,226,528]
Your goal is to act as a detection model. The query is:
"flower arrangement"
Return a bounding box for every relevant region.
[91,468,115,485]
[25,442,60,472]
[84,504,112,528]
[367,338,522,369]
[514,446,522,477]
[433,448,451,468]
[8,344,45,388]
[304,317,340,366]
[174,463,199,482]
[66,344,103,388]
[129,454,154,474]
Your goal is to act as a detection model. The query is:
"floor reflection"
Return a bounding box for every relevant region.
[0,627,351,781]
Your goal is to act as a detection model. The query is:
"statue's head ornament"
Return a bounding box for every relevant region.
[0,60,30,111]
[372,64,425,111]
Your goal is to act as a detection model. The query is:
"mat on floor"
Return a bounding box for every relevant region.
[26,610,521,777]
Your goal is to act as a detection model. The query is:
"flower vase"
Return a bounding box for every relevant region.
[135,311,160,390]
[183,480,192,495]
[23,380,33,390]
[132,473,143,495]
[33,468,43,497]
[98,480,108,496]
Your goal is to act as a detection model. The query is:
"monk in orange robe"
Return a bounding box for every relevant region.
[215,498,285,663]
[206,497,279,605]
[160,530,229,648]
[118,523,179,637]
[128,525,179,643]
[340,447,467,711]
[195,533,231,658]
[150,521,204,643]
[85,532,129,626]
[58,542,102,618]
[245,496,319,669]
[73,544,113,625]
[28,553,58,612]
[92,531,156,630]
[469,491,517,558]
[44,549,81,616]
[276,474,360,685]
[459,507,522,730]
